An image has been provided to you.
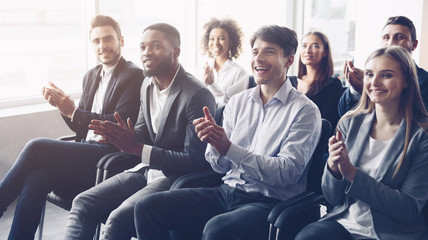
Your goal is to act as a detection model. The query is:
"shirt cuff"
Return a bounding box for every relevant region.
[225,142,246,167]
[141,145,153,167]
[349,86,362,101]
[70,108,78,122]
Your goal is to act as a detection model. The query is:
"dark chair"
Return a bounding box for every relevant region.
[37,102,227,240]
[249,75,257,89]
[267,119,332,240]
[36,135,139,240]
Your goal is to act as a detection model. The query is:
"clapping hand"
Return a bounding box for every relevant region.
[203,62,215,86]
[343,61,364,94]
[42,82,76,118]
[327,130,357,181]
[89,112,143,156]
[193,106,231,155]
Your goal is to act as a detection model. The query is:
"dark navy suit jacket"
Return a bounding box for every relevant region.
[62,57,144,142]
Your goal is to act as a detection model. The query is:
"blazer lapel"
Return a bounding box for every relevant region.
[102,58,124,111]
[154,68,183,143]
[348,112,375,167]
[86,67,102,110]
[143,82,157,141]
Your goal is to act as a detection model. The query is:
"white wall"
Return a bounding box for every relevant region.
[0,110,74,179]
[420,1,428,69]
[353,0,426,68]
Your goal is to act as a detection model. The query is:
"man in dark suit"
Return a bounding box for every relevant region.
[338,16,428,116]
[63,23,216,239]
[0,15,143,239]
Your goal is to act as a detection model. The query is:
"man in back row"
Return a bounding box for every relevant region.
[133,25,322,240]
[0,15,143,239]
[338,15,428,115]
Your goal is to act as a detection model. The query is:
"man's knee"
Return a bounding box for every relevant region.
[71,191,97,216]
[25,138,51,151]
[134,193,163,222]
[202,215,234,240]
[107,199,135,224]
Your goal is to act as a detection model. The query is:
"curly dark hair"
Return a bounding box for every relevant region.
[201,18,243,59]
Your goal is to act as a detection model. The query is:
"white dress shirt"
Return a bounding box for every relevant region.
[128,66,180,184]
[205,79,322,201]
[206,58,249,103]
[85,64,117,142]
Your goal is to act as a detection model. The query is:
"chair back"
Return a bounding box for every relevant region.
[306,119,332,195]
[214,102,226,126]
[248,75,257,88]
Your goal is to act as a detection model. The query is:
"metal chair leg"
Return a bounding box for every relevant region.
[36,201,47,240]
[94,224,101,240]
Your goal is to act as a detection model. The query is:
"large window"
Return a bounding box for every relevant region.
[0,0,86,108]
[98,0,293,78]
[0,0,295,111]
[301,0,356,79]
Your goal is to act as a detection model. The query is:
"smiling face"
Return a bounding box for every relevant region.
[300,34,326,67]
[90,25,123,68]
[381,24,417,52]
[251,38,292,87]
[364,55,407,109]
[139,29,177,77]
[208,27,231,59]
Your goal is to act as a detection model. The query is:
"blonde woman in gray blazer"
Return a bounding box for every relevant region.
[296,46,428,240]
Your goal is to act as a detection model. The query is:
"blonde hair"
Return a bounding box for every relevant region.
[341,46,428,177]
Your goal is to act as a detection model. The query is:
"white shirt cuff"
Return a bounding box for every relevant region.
[225,142,246,167]
[141,145,153,167]
[70,108,78,122]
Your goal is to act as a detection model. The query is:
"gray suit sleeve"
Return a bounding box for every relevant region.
[149,87,216,175]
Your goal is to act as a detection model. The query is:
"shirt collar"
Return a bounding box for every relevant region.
[150,64,181,92]
[208,58,232,69]
[249,77,292,105]
[101,61,119,80]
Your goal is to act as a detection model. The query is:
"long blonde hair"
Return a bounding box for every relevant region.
[342,46,428,177]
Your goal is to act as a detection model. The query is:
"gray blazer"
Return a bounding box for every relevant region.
[321,112,428,239]
[133,65,216,177]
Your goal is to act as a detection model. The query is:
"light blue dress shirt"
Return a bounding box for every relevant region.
[205,79,322,201]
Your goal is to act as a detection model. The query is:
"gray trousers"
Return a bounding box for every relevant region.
[64,169,173,240]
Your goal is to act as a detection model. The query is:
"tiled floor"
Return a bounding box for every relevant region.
[0,199,69,239]
[0,200,139,240]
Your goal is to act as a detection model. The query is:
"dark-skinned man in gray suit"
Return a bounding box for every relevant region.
[64,23,216,240]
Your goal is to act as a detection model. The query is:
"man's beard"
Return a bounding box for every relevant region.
[143,51,174,77]
[97,45,121,67]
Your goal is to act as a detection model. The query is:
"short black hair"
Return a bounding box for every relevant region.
[250,25,298,57]
[384,16,417,42]
[144,23,181,48]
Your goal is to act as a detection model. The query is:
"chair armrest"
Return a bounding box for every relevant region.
[271,195,325,240]
[274,195,325,228]
[267,191,316,224]
[57,135,76,141]
[100,152,141,180]
[96,152,124,169]
[170,169,223,190]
